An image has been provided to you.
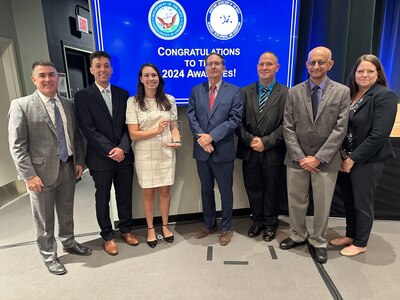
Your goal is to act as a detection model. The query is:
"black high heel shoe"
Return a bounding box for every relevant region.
[162,224,174,243]
[147,227,157,248]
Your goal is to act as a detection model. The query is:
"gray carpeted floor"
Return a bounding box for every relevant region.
[1,174,399,300]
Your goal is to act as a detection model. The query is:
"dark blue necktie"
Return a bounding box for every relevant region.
[311,86,320,120]
[51,98,69,162]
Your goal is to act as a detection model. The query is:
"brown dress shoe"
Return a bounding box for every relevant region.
[104,239,118,255]
[219,231,232,246]
[120,232,140,246]
[194,226,217,239]
[330,237,353,247]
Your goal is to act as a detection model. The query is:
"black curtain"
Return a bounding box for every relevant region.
[294,0,384,85]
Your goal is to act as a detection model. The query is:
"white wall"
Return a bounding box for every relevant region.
[11,0,49,94]
[0,0,48,189]
[0,41,18,186]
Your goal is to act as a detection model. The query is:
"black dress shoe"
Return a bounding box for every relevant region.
[45,259,67,275]
[147,226,157,248]
[314,247,327,264]
[162,224,174,243]
[279,237,307,250]
[64,243,92,256]
[248,225,264,238]
[263,230,276,242]
[147,239,157,248]
[163,234,174,243]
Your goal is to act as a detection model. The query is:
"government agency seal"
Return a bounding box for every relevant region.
[206,0,243,40]
[148,0,187,40]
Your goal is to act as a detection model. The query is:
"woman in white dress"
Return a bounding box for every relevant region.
[126,63,181,248]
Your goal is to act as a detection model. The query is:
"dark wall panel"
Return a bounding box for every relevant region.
[41,0,94,73]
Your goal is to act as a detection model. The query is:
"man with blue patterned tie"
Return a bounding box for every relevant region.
[236,52,288,242]
[8,60,92,275]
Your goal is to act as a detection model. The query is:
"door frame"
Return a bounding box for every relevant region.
[0,37,25,207]
[61,40,93,99]
[0,37,22,100]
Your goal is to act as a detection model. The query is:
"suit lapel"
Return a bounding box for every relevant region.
[300,82,314,121]
[201,82,211,119]
[257,84,280,125]
[32,91,58,136]
[60,97,74,141]
[91,84,113,120]
[110,85,119,119]
[354,93,372,113]
[249,83,259,120]
[353,84,377,113]
[209,81,227,119]
[315,78,333,121]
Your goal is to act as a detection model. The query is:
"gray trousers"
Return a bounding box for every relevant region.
[287,167,338,248]
[29,160,77,262]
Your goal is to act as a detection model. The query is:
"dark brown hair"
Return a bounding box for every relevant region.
[346,54,387,99]
[205,52,225,66]
[90,50,111,66]
[136,63,171,111]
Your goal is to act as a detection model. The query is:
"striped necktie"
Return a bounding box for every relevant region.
[259,87,269,113]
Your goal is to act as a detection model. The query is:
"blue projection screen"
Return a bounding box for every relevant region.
[91,0,299,105]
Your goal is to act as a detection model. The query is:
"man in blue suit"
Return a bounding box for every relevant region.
[187,53,243,246]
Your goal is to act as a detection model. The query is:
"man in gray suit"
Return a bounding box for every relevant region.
[8,60,92,275]
[280,47,350,264]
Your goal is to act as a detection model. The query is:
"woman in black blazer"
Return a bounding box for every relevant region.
[330,54,398,256]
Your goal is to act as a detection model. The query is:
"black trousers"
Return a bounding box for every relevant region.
[90,164,133,241]
[242,160,286,231]
[337,161,385,247]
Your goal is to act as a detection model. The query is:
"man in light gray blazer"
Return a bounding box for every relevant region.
[8,60,92,275]
[280,47,350,264]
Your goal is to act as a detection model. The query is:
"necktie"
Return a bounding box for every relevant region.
[209,85,216,111]
[102,89,113,115]
[311,85,320,120]
[51,99,69,162]
[259,87,269,113]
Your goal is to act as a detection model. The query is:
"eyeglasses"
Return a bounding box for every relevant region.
[206,61,223,67]
[307,60,329,67]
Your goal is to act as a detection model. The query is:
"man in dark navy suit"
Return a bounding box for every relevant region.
[187,53,243,246]
[75,51,138,255]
